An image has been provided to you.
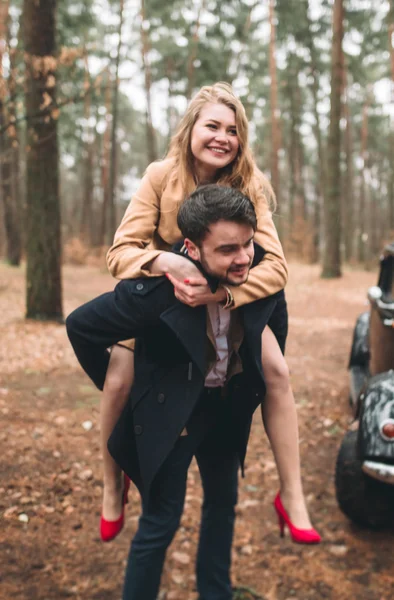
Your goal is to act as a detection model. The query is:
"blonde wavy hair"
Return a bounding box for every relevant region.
[166,82,276,212]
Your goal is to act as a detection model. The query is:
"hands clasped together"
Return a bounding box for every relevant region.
[153,253,226,307]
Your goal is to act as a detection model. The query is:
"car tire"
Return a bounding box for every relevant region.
[335,430,394,529]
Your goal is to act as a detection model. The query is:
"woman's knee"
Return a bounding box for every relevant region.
[263,352,290,391]
[103,346,135,400]
[261,327,290,391]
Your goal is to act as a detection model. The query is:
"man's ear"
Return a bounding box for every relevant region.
[184,238,201,261]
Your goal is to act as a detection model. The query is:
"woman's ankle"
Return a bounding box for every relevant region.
[103,472,123,493]
[279,485,305,503]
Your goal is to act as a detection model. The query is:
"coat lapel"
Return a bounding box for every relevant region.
[160,302,207,376]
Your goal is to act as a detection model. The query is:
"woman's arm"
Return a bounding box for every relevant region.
[106,162,165,280]
[106,160,206,283]
[228,208,288,308]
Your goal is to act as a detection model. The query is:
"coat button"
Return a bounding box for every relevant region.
[134,425,143,435]
[157,393,165,404]
[136,283,144,291]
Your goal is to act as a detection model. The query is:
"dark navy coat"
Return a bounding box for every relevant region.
[66,244,288,496]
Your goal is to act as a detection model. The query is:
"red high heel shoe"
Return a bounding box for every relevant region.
[100,475,130,542]
[273,493,321,544]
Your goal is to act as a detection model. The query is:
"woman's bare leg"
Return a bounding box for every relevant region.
[101,345,135,521]
[261,326,312,529]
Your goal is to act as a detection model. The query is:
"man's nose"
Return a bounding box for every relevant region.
[234,248,251,264]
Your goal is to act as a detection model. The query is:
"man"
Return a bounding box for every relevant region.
[66,185,287,600]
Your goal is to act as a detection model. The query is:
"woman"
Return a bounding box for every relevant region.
[100,82,320,544]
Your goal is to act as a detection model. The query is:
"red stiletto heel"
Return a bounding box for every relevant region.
[277,512,285,538]
[273,492,321,544]
[100,474,130,542]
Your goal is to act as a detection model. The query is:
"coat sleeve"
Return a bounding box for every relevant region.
[66,278,170,390]
[106,161,169,280]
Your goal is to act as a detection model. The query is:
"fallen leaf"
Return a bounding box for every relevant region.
[171,551,190,565]
[18,513,29,523]
[328,544,348,557]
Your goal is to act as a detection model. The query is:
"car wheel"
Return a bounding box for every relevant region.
[335,430,394,528]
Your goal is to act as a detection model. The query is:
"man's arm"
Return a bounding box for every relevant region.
[66,277,172,390]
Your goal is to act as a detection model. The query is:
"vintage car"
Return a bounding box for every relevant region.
[335,242,394,528]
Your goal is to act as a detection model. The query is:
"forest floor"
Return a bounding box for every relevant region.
[1,260,394,600]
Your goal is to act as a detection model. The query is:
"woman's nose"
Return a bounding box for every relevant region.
[214,130,228,142]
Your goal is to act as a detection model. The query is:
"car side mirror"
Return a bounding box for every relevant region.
[368,286,382,303]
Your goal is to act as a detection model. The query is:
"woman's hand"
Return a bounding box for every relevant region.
[151,252,227,306]
[165,273,226,307]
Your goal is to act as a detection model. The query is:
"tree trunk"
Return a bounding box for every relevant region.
[285,58,308,260]
[0,0,22,265]
[389,0,394,82]
[341,59,354,262]
[388,1,394,231]
[0,136,21,266]
[79,50,94,244]
[107,0,125,245]
[356,98,369,263]
[368,178,379,257]
[321,0,343,278]
[287,57,305,224]
[306,0,326,262]
[269,0,281,205]
[23,0,63,320]
[389,128,394,231]
[80,143,94,243]
[98,70,112,247]
[140,0,157,165]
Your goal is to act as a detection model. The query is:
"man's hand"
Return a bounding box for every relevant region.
[165,273,226,307]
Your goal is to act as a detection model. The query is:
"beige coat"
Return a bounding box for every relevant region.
[107,158,288,308]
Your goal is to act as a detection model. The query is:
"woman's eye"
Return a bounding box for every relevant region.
[206,123,217,129]
[229,129,237,136]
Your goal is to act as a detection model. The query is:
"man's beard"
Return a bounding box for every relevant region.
[199,253,251,287]
[224,265,251,286]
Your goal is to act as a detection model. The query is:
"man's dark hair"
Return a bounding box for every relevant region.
[177,184,257,245]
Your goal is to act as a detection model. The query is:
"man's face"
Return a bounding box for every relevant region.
[185,220,255,286]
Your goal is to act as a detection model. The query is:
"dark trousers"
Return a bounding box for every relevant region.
[122,394,239,600]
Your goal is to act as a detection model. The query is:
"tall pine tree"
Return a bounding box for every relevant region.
[24,0,63,319]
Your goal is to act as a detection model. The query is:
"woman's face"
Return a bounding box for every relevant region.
[190,102,240,181]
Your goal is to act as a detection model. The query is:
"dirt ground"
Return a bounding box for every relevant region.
[1,260,393,600]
